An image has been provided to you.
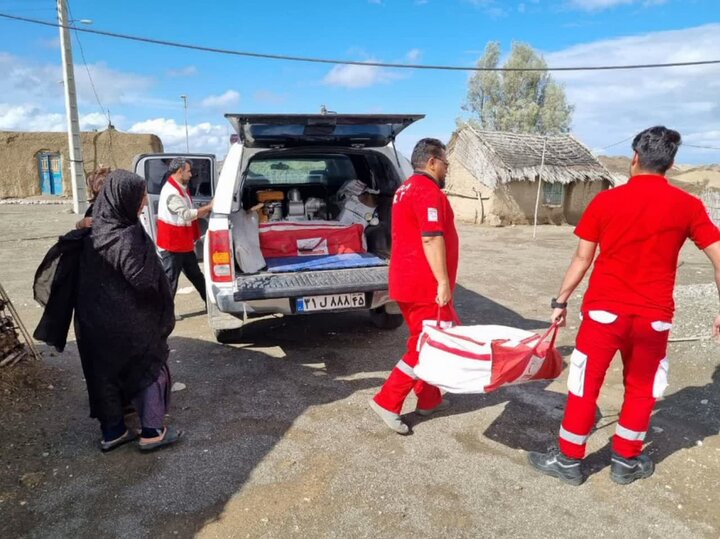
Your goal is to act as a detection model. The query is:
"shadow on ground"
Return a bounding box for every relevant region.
[582,365,720,477]
[5,287,716,535]
[1,285,551,536]
[454,284,550,331]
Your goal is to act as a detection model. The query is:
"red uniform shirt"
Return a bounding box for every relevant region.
[389,173,459,303]
[575,174,720,320]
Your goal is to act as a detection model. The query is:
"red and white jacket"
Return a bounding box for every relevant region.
[156,177,200,253]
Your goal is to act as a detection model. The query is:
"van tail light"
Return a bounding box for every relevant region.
[209,229,233,283]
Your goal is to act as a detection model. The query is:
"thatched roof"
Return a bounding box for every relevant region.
[449,125,614,189]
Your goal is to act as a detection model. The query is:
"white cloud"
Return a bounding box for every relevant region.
[166,65,198,78]
[0,53,226,156]
[323,61,403,89]
[37,37,60,49]
[0,104,65,131]
[0,104,116,132]
[321,48,421,89]
[74,62,155,106]
[569,0,632,8]
[200,90,240,109]
[0,53,155,109]
[568,0,668,10]
[466,0,508,17]
[406,48,422,63]
[79,112,112,130]
[128,118,229,156]
[253,90,288,105]
[545,24,720,162]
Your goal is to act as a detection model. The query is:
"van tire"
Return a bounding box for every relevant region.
[213,327,244,344]
[369,307,404,330]
[208,302,245,343]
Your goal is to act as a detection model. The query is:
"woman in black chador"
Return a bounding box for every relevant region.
[75,170,182,451]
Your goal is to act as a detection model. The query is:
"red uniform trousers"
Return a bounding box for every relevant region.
[559,311,671,459]
[373,302,459,414]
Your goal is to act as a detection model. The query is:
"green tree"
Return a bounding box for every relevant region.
[464,42,574,134]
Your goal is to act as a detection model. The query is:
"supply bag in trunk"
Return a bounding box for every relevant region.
[414,318,562,394]
[258,222,366,258]
[230,209,266,273]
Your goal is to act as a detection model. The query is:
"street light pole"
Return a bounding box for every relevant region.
[57,0,87,214]
[180,94,189,152]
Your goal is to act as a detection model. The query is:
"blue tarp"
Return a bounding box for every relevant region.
[266,253,387,273]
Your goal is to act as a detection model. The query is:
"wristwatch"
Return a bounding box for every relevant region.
[551,298,568,309]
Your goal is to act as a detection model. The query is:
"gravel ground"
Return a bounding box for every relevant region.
[673,283,719,348]
[1,205,719,539]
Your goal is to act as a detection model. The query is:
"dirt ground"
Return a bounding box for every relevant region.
[1,204,719,539]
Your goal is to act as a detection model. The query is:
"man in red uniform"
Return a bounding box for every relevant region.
[529,126,720,485]
[370,138,460,435]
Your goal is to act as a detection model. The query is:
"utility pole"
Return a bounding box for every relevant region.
[180,95,189,152]
[57,0,87,215]
[532,136,548,239]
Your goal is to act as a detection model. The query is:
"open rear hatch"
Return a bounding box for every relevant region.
[225,113,424,148]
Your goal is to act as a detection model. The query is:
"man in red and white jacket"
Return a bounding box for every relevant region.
[529,126,720,486]
[157,158,213,314]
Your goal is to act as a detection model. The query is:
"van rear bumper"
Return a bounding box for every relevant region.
[215,288,398,317]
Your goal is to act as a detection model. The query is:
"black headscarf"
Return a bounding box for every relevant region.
[91,170,161,292]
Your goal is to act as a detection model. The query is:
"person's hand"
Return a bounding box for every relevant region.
[436,281,452,307]
[198,202,214,218]
[551,307,567,327]
[712,314,720,340]
[250,203,264,213]
[76,217,92,229]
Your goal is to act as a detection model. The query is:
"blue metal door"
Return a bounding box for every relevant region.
[38,154,52,194]
[49,154,63,194]
[38,153,63,195]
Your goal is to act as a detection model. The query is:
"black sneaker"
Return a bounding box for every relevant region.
[610,452,654,485]
[528,448,585,486]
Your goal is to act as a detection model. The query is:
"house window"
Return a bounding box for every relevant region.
[542,182,564,206]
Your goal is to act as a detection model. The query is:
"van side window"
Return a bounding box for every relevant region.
[144,158,213,196]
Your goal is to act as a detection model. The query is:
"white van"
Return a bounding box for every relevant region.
[138,113,423,342]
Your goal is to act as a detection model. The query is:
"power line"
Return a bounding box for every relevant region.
[65,2,111,126]
[600,137,720,152]
[2,11,720,73]
[600,136,634,150]
[685,144,720,151]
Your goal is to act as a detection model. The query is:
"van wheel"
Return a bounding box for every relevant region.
[213,327,244,344]
[369,307,404,330]
[208,302,244,343]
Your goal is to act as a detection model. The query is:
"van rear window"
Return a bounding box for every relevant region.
[246,156,356,186]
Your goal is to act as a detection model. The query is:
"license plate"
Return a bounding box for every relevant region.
[296,293,366,312]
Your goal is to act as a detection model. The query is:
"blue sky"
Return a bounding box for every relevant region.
[1,0,719,163]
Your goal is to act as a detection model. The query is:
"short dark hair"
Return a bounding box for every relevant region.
[631,126,681,175]
[411,138,446,170]
[168,157,193,175]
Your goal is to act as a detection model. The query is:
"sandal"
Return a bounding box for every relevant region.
[100,429,138,452]
[138,426,184,452]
